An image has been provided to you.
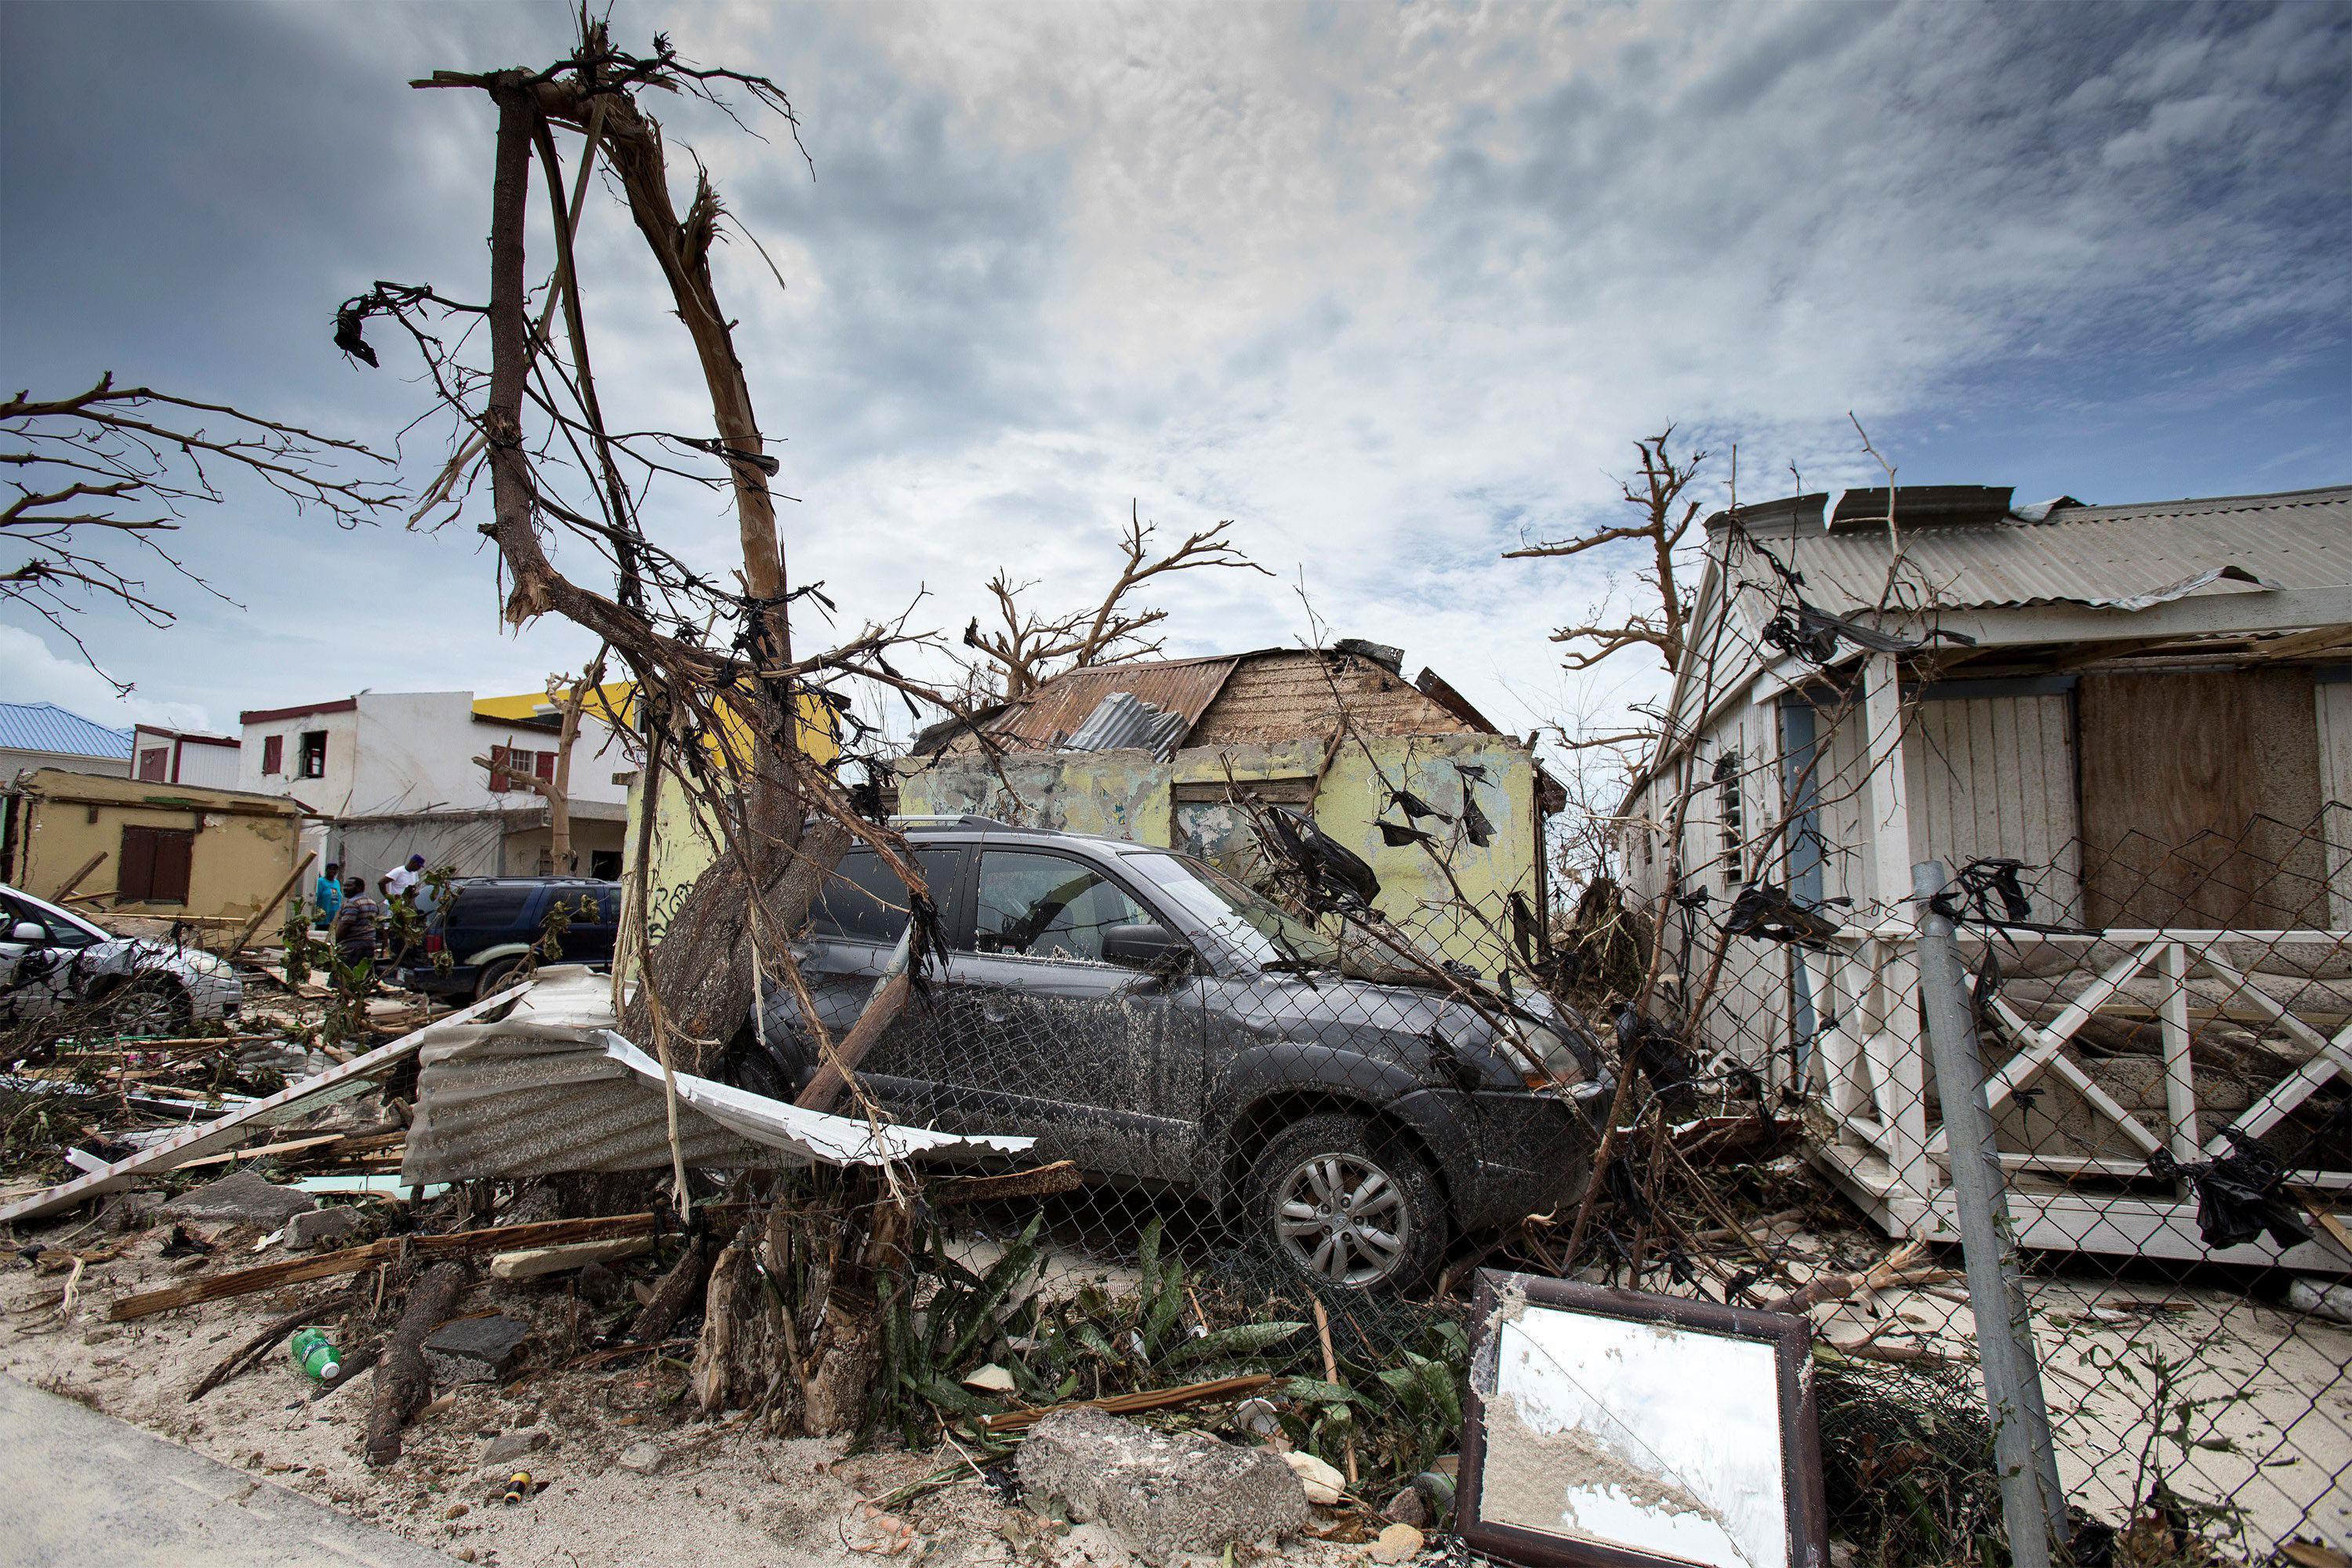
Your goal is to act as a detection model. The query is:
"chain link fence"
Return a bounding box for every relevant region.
[730,782,2350,1563]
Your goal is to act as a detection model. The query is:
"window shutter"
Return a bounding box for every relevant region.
[261,735,283,775]
[535,750,556,782]
[118,827,158,902]
[151,830,194,904]
[489,745,512,793]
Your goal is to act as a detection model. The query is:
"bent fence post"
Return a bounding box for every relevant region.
[1912,859,2070,1566]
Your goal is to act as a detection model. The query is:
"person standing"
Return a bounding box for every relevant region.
[312,861,344,930]
[330,877,382,969]
[381,854,426,904]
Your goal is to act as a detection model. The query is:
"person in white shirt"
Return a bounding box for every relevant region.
[381,854,426,902]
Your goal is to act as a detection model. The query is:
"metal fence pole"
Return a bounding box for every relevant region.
[1912,860,2070,1565]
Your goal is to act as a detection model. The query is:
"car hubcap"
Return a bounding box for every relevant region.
[112,989,174,1036]
[1275,1152,1407,1286]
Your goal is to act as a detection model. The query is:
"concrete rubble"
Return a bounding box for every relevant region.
[1017,1406,1310,1564]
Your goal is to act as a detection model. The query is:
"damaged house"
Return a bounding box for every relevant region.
[895,641,1563,975]
[1620,482,2352,1265]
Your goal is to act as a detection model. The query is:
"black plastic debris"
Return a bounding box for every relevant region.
[1722,884,1844,946]
[1377,819,1436,848]
[1614,1004,1697,1117]
[1388,788,1450,822]
[2147,1134,2311,1252]
[1458,794,1495,848]
[1258,807,1381,912]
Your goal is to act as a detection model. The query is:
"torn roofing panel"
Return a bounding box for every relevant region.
[982,655,1242,751]
[0,985,523,1225]
[1062,691,1193,757]
[401,967,1033,1184]
[1719,484,2348,618]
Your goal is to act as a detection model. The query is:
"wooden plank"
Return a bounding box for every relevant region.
[0,985,524,1225]
[2078,670,2328,928]
[48,851,109,903]
[107,1207,748,1320]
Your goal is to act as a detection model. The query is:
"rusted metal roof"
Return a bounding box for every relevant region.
[983,655,1243,750]
[1720,484,2351,616]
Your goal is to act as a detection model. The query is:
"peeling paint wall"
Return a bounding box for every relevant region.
[899,734,1543,975]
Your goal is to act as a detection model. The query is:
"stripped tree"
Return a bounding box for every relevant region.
[962,502,1267,699]
[2,376,395,691]
[340,24,964,1098]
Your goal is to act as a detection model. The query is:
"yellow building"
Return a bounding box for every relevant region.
[0,769,304,935]
[896,644,1561,975]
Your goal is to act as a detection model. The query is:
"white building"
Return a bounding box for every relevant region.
[237,690,632,881]
[131,723,241,789]
[1618,482,2351,1267]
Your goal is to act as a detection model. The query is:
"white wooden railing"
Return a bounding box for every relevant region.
[1799,926,2352,1266]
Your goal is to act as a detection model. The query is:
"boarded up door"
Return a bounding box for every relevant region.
[2078,670,2325,927]
[118,826,195,906]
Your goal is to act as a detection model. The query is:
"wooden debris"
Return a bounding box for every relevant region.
[929,1160,1083,1206]
[217,851,316,956]
[628,1231,713,1345]
[979,1373,1274,1434]
[1760,1238,1931,1316]
[108,1208,744,1321]
[489,1236,651,1281]
[367,1261,467,1466]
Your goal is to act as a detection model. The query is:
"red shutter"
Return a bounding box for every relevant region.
[535,750,556,782]
[488,745,511,793]
[261,735,283,775]
[118,827,158,903]
[149,830,194,904]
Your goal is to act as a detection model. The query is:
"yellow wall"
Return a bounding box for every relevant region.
[899,733,1541,975]
[6,770,303,926]
[476,683,840,773]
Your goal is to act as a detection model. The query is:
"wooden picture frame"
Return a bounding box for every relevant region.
[1457,1270,1828,1568]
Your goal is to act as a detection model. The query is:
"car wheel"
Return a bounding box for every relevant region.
[107,978,191,1038]
[474,957,528,1002]
[1249,1112,1446,1294]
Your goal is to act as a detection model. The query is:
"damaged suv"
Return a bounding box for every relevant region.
[744,818,1606,1292]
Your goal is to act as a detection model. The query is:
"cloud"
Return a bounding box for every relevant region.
[0,625,215,732]
[0,0,2343,747]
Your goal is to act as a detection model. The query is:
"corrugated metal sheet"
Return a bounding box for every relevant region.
[984,655,1241,750]
[0,701,132,760]
[1062,691,1192,758]
[1723,485,2351,615]
[403,966,1032,1183]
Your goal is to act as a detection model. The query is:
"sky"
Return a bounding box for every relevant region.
[2,0,2347,747]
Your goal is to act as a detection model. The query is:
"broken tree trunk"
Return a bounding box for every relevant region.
[628,1231,713,1345]
[366,1261,467,1466]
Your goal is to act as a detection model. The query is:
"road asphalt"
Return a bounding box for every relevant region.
[0,1373,452,1567]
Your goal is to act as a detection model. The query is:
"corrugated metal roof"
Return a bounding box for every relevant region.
[0,702,133,760]
[1061,691,1193,757]
[1722,484,2351,615]
[984,655,1242,750]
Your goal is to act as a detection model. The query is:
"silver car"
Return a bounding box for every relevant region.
[0,881,244,1034]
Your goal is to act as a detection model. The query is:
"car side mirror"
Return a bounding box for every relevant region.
[1102,922,1189,977]
[8,921,45,945]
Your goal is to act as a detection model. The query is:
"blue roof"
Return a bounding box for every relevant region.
[0,701,135,760]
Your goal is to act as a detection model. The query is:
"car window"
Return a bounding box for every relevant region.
[810,848,963,946]
[593,887,620,924]
[445,885,536,930]
[971,851,1150,962]
[1125,851,1338,971]
[1,892,99,949]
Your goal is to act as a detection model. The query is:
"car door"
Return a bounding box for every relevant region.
[771,845,970,1111]
[938,846,1207,1183]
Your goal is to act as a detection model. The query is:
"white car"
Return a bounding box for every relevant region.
[0,881,244,1035]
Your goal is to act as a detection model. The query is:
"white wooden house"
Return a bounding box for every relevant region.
[1619,483,2352,1266]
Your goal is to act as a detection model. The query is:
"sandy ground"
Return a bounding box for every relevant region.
[1796,1260,2352,1553]
[0,1213,1393,1568]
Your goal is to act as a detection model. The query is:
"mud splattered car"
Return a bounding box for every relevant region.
[746,818,1607,1292]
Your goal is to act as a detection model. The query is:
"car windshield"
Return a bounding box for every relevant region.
[1125,853,1338,971]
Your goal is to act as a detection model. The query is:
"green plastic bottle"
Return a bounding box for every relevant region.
[288,1327,342,1383]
